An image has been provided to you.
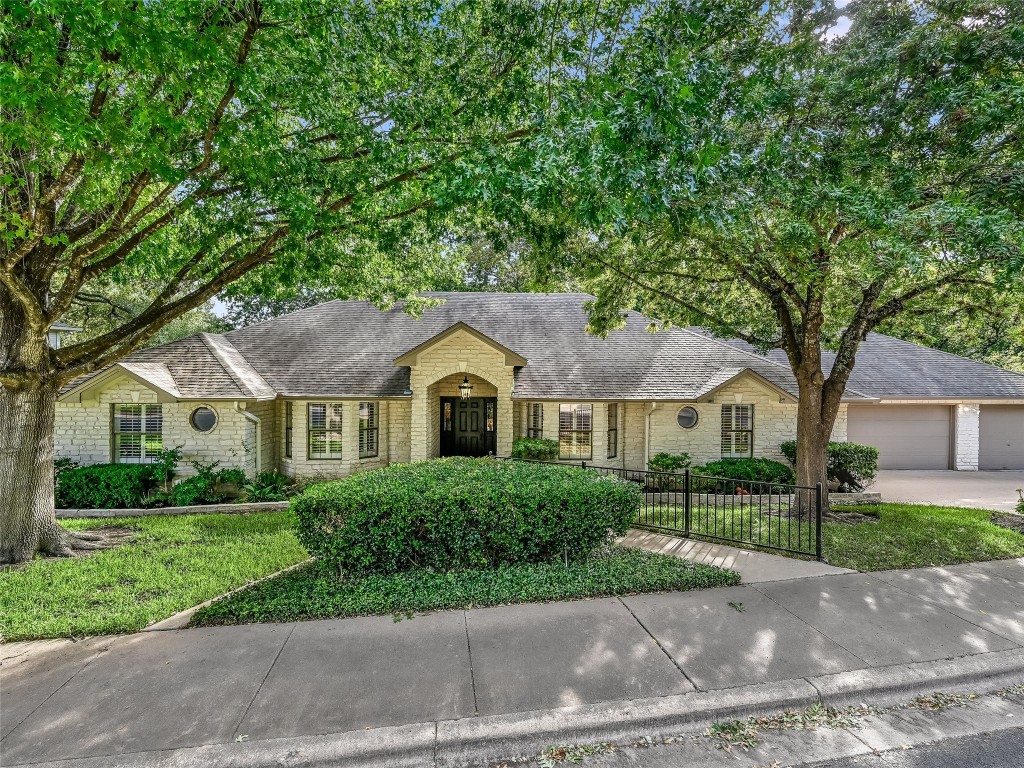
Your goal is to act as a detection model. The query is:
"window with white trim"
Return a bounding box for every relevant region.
[559,403,592,460]
[607,403,618,459]
[112,404,163,464]
[308,403,344,459]
[358,401,379,458]
[527,403,543,438]
[721,404,754,458]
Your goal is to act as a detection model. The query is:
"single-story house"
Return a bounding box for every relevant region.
[55,293,1024,478]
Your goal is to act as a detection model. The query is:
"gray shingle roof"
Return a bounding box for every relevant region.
[62,293,1024,402]
[222,292,816,400]
[710,332,1024,400]
[60,334,270,400]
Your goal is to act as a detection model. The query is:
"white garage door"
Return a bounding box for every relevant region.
[847,405,952,469]
[980,405,1024,470]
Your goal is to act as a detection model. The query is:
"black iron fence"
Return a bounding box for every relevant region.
[500,457,823,560]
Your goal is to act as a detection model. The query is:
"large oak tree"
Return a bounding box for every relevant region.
[521,0,1024,496]
[0,0,630,563]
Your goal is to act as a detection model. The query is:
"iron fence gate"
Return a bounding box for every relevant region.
[501,458,823,560]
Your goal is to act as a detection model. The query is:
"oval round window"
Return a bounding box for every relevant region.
[190,406,217,433]
[676,406,699,430]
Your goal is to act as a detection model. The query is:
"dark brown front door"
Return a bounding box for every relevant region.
[440,397,497,457]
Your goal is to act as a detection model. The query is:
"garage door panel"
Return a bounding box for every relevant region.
[980,406,1024,470]
[848,405,952,470]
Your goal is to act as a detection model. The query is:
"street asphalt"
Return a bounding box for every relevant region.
[3,557,1024,766]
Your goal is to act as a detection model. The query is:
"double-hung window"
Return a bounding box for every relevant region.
[284,402,294,459]
[527,403,544,438]
[112,404,163,464]
[721,404,754,458]
[559,403,592,460]
[358,401,379,458]
[607,403,618,459]
[308,403,344,459]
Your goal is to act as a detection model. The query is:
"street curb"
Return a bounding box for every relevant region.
[13,649,1024,768]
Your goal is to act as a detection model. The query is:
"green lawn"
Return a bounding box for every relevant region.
[191,546,740,627]
[0,512,308,641]
[822,504,1024,571]
[639,502,1024,571]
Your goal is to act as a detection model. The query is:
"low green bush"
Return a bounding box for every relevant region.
[243,470,296,502]
[779,441,879,491]
[692,458,795,492]
[511,437,560,461]
[648,452,692,473]
[293,457,642,575]
[55,463,160,509]
[164,461,246,507]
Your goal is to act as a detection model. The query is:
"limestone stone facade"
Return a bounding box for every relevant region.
[54,340,853,481]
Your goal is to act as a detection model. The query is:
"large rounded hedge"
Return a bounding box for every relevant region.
[293,457,642,575]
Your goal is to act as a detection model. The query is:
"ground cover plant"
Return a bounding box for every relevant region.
[639,503,1024,571]
[0,512,306,641]
[191,546,738,626]
[294,457,642,575]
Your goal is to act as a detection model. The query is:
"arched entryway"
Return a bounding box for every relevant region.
[430,372,498,457]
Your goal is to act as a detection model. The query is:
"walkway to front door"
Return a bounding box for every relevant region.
[439,396,497,457]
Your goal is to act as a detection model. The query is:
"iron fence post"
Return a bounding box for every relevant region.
[684,468,692,538]
[815,482,823,561]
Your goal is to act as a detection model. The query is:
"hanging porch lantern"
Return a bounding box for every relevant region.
[458,375,474,400]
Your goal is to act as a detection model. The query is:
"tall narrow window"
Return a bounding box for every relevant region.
[721,404,754,458]
[443,401,453,431]
[112,404,163,464]
[308,403,344,459]
[559,403,593,460]
[284,402,293,459]
[486,401,495,432]
[607,403,618,459]
[527,403,543,438]
[359,401,379,458]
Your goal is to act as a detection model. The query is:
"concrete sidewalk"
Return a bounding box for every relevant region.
[4,557,1024,766]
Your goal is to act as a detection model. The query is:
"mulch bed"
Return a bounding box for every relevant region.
[992,514,1024,535]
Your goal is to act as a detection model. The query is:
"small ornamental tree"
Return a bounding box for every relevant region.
[0,0,634,563]
[520,0,1024,501]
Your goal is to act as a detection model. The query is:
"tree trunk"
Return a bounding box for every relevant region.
[794,376,831,500]
[0,380,76,564]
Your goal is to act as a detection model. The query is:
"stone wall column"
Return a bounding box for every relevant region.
[954,403,980,471]
[410,387,429,462]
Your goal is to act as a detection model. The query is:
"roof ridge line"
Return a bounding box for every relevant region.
[198,332,275,399]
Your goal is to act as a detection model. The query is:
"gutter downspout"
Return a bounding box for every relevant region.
[235,402,261,474]
[644,402,658,470]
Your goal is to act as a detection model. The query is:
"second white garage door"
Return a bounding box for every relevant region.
[847,405,952,469]
[980,405,1024,470]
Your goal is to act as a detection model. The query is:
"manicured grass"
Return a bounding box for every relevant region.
[191,546,739,626]
[0,512,308,641]
[640,502,1024,571]
[822,504,1024,571]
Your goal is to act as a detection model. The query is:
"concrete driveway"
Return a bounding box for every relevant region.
[872,470,1024,512]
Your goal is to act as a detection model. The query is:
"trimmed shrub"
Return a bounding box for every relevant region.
[55,463,159,509]
[511,437,560,461]
[648,452,691,473]
[293,457,642,575]
[692,458,795,492]
[779,440,879,491]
